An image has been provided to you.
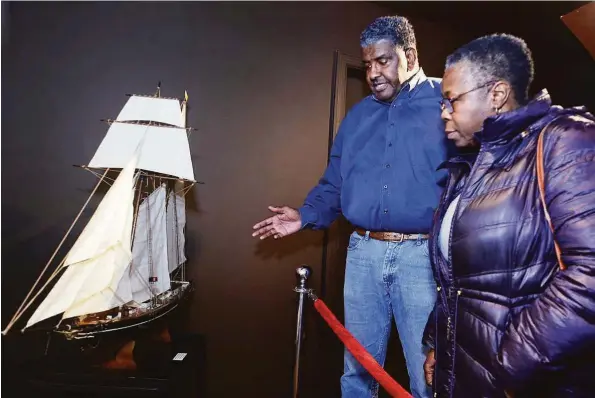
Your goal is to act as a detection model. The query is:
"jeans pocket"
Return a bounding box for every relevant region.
[347,232,365,251]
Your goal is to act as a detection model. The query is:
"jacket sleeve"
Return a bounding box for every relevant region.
[298,117,346,230]
[498,115,595,389]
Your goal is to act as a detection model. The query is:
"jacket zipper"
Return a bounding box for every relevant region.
[442,144,486,397]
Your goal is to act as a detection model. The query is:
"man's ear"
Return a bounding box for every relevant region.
[405,47,417,71]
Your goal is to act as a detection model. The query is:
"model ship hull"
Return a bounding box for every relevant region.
[55,281,193,340]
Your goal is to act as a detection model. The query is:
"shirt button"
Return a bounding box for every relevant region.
[390,123,394,127]
[384,209,388,213]
[386,164,391,168]
[383,185,388,189]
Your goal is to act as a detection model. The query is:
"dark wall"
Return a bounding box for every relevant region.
[1,2,465,397]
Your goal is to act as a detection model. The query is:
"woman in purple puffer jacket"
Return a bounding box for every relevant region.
[422,33,595,398]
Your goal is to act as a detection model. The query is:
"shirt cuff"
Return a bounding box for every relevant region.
[298,205,318,230]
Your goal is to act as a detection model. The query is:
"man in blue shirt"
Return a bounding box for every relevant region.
[252,16,451,398]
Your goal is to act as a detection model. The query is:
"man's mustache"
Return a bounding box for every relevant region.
[371,79,396,89]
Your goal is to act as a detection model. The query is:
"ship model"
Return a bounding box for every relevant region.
[2,84,196,341]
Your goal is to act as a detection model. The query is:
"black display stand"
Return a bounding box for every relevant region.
[2,331,206,398]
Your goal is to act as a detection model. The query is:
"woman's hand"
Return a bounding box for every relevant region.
[424,349,436,387]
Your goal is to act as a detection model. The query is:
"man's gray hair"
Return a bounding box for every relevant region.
[445,33,535,104]
[360,16,416,49]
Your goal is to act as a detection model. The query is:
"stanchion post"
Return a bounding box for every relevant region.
[292,265,312,398]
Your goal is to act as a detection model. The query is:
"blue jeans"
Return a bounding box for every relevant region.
[341,231,436,398]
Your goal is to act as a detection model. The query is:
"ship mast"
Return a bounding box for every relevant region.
[129,82,191,309]
[178,90,189,283]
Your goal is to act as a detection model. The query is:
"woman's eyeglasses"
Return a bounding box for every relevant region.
[440,80,498,114]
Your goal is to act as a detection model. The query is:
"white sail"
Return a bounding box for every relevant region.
[25,157,138,328]
[117,95,184,128]
[87,123,195,181]
[125,185,171,304]
[167,187,187,273]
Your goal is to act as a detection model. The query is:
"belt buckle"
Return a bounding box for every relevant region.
[395,233,404,243]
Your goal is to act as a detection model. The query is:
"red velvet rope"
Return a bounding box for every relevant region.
[313,298,413,398]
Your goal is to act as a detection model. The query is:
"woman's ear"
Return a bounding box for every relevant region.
[491,81,513,111]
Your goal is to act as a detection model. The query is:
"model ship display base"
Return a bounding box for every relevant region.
[2,300,205,398]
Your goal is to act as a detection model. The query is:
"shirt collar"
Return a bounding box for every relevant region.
[403,68,426,93]
[372,68,427,104]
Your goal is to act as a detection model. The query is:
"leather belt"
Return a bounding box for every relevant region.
[355,228,429,243]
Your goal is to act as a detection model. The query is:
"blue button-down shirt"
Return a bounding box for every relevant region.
[299,69,454,233]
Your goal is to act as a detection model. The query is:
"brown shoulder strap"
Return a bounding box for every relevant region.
[536,122,566,271]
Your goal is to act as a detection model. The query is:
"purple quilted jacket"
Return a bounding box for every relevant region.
[423,90,595,398]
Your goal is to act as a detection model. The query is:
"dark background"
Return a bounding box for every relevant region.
[2,2,593,397]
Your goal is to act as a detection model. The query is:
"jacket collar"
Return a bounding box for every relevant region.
[474,89,552,145]
[439,89,595,172]
[438,90,551,171]
[438,150,478,171]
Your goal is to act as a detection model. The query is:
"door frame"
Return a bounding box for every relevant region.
[328,51,365,143]
[320,50,365,297]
